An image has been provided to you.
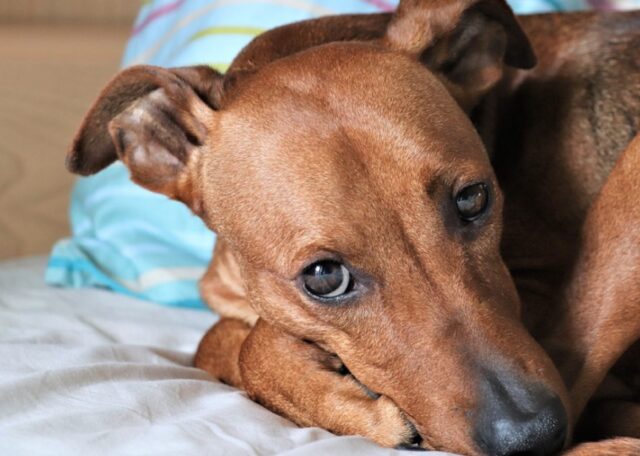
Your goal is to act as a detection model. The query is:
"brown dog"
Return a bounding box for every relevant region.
[65,1,640,454]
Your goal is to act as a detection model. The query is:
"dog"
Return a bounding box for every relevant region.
[65,1,640,454]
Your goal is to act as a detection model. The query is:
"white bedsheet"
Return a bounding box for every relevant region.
[0,257,450,456]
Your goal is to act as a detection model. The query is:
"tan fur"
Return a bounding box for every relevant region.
[195,318,251,388]
[240,319,417,448]
[200,239,258,325]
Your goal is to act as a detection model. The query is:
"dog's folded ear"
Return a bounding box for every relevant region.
[66,65,223,212]
[384,0,535,110]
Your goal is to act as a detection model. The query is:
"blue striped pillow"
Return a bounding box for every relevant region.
[47,0,592,308]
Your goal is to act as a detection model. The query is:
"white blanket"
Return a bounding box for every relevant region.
[0,257,450,455]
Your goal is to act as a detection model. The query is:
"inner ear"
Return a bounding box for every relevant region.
[422,8,510,109]
[67,65,224,215]
[107,88,207,209]
[68,65,222,178]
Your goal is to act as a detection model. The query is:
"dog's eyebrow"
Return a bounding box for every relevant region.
[288,241,344,272]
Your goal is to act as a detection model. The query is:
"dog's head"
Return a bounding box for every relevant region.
[67,1,569,454]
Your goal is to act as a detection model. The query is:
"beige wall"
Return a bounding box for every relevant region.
[0,4,138,259]
[0,0,140,25]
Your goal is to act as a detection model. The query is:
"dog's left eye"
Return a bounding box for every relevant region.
[455,183,489,222]
[302,261,352,299]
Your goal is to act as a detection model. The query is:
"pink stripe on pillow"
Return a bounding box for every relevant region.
[132,0,186,36]
[361,0,396,11]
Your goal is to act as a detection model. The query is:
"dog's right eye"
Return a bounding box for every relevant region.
[301,261,352,299]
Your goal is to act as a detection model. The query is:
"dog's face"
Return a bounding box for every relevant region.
[67,1,569,454]
[211,44,568,454]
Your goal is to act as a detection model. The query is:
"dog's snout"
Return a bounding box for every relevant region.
[475,373,567,456]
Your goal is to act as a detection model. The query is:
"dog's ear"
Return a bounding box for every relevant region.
[66,65,223,213]
[384,0,535,110]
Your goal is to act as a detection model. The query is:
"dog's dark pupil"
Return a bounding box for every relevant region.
[303,261,343,295]
[457,183,488,219]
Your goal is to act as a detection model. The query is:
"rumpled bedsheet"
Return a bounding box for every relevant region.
[0,257,454,455]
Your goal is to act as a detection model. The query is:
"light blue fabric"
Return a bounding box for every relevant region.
[47,163,213,308]
[509,0,587,13]
[47,0,593,308]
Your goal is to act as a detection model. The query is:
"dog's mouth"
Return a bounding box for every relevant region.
[395,418,425,451]
[332,356,426,450]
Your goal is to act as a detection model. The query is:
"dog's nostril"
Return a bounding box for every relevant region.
[475,389,567,456]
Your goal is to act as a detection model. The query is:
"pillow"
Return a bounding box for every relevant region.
[48,0,612,308]
[47,0,403,309]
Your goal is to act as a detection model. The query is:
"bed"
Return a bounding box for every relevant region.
[0,256,435,455]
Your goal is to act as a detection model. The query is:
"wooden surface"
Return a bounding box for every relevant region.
[0,24,131,259]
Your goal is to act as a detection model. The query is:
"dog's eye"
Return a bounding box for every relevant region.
[456,183,489,221]
[302,261,352,299]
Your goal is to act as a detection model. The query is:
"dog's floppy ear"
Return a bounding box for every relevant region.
[66,65,223,213]
[384,0,535,110]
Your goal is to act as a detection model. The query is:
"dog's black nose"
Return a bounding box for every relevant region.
[475,373,567,456]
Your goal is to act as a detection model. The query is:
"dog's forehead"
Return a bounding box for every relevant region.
[223,43,484,165]
[207,43,489,267]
